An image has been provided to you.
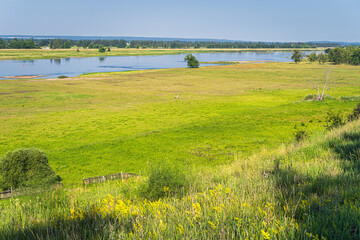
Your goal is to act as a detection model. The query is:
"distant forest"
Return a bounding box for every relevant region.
[0,38,348,50]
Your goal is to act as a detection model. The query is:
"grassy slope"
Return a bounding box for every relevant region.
[0,62,359,187]
[0,48,324,60]
[1,113,359,239]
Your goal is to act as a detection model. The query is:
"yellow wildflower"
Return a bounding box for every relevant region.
[261,230,270,240]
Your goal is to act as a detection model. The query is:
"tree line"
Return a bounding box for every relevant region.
[128,40,342,49]
[307,47,360,65]
[0,38,347,50]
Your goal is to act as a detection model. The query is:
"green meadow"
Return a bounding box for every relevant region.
[1,62,359,187]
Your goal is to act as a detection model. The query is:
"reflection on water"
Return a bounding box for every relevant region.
[21,60,35,64]
[0,51,320,79]
[53,59,61,65]
[98,56,106,62]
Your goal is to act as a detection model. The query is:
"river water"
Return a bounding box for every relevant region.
[0,51,317,79]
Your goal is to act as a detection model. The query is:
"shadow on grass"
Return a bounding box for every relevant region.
[272,131,360,239]
[1,215,134,240]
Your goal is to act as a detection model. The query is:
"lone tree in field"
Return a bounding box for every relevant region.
[0,148,61,190]
[184,54,200,68]
[291,49,303,63]
[308,68,333,101]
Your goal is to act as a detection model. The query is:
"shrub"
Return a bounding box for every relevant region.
[184,54,200,68]
[348,103,360,122]
[140,162,190,200]
[58,75,68,79]
[0,148,61,190]
[324,111,346,130]
[293,124,308,142]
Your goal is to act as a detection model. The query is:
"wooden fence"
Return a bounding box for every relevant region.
[83,172,138,187]
[0,171,137,200]
[0,182,63,200]
[0,188,12,200]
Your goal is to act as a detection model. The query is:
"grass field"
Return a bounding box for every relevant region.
[0,48,324,60]
[1,61,360,239]
[0,62,359,187]
[1,108,360,239]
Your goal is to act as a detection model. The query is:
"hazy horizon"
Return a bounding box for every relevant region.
[1,0,359,42]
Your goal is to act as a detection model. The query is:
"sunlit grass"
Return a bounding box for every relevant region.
[0,62,359,187]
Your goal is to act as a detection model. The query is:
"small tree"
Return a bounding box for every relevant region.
[0,148,61,190]
[184,54,200,68]
[98,45,106,53]
[307,53,317,62]
[291,49,302,63]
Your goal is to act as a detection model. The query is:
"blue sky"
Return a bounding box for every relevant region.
[1,0,359,42]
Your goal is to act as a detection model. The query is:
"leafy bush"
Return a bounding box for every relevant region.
[324,111,346,130]
[0,148,61,190]
[184,54,200,68]
[293,124,308,142]
[303,94,317,101]
[58,75,68,79]
[140,162,190,200]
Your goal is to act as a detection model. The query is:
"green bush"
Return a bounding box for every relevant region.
[324,111,346,130]
[0,148,61,190]
[184,54,200,68]
[140,162,190,200]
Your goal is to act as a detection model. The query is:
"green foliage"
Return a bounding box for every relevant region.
[349,48,360,65]
[58,75,68,79]
[0,148,61,190]
[184,53,200,68]
[324,111,346,130]
[291,49,302,63]
[307,53,317,62]
[318,53,328,64]
[140,162,190,200]
[98,45,106,53]
[293,123,308,142]
[347,103,360,122]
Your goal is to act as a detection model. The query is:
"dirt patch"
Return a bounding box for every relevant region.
[0,93,10,95]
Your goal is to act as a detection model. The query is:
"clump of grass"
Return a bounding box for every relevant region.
[303,94,337,101]
[340,96,360,101]
[57,75,68,79]
[139,161,191,200]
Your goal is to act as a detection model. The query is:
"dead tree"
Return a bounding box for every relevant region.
[308,68,333,101]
